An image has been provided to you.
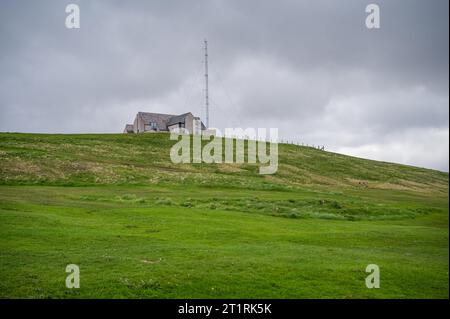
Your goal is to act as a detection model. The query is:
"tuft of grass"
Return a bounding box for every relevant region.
[155,197,174,206]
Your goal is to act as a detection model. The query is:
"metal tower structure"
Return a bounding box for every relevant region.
[204,39,209,128]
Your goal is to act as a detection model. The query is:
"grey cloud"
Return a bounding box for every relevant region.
[0,0,448,170]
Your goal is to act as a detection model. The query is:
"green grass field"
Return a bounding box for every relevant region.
[0,133,448,298]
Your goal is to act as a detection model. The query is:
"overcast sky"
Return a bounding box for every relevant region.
[0,0,448,171]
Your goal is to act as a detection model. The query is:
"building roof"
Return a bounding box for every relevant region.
[167,112,192,126]
[137,112,174,130]
[136,111,206,130]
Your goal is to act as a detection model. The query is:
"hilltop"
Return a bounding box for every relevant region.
[0,132,447,191]
[0,132,448,298]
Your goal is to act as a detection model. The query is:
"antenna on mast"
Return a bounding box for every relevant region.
[204,39,209,128]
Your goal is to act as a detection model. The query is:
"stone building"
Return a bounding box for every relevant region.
[123,112,206,134]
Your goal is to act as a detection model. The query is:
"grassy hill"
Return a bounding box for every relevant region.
[1,132,447,191]
[0,132,448,298]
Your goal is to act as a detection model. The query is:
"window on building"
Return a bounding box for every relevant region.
[150,122,157,129]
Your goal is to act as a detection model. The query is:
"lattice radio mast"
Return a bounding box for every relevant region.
[204,39,209,128]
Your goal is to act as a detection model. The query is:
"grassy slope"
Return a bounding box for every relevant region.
[0,132,448,298]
